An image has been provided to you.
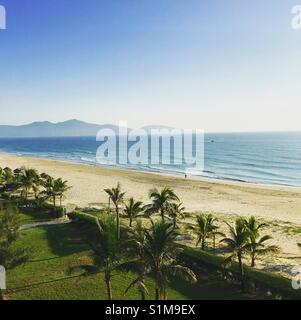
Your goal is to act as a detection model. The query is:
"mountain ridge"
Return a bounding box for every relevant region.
[0,120,174,138]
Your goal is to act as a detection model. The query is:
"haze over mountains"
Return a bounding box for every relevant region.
[0,120,174,138]
[0,120,120,138]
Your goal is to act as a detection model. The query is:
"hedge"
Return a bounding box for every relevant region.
[181,246,301,300]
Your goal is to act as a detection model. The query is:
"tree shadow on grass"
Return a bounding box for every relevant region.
[43,222,91,257]
[168,275,254,300]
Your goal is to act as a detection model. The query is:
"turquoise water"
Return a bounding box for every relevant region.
[0,132,301,187]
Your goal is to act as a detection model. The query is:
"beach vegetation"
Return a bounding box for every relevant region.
[243,216,280,267]
[145,187,179,222]
[104,183,125,240]
[195,213,222,251]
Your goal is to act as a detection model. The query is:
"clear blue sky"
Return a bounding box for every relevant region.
[0,0,300,131]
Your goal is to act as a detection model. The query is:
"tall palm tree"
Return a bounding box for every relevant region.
[243,216,279,267]
[104,183,125,240]
[18,167,40,204]
[0,167,17,197]
[125,220,148,300]
[167,202,186,229]
[195,213,220,250]
[124,198,144,227]
[146,187,179,222]
[143,220,197,300]
[42,176,57,209]
[69,215,123,300]
[220,218,249,291]
[54,178,70,207]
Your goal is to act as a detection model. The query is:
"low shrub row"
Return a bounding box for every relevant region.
[181,246,301,300]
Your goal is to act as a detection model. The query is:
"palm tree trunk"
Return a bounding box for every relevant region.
[129,217,133,227]
[140,277,146,300]
[53,195,56,209]
[141,290,146,300]
[201,238,205,250]
[237,253,245,291]
[155,287,160,300]
[161,209,165,223]
[105,272,113,300]
[213,233,216,250]
[116,205,120,240]
[251,253,255,267]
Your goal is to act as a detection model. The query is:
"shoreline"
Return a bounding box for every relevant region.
[1,150,301,192]
[1,151,301,272]
[0,152,301,224]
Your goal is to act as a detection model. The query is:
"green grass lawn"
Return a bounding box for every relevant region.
[18,207,54,224]
[6,223,255,300]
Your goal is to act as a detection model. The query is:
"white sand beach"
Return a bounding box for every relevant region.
[1,152,301,275]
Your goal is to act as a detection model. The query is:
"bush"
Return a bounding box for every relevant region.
[68,211,99,224]
[54,206,64,218]
[181,246,301,300]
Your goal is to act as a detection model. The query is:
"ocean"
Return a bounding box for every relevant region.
[0,132,301,187]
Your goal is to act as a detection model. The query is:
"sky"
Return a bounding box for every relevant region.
[0,0,300,132]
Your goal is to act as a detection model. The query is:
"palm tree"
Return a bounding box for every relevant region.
[104,183,125,240]
[167,202,186,229]
[54,178,70,207]
[0,167,17,197]
[143,220,197,300]
[69,215,122,300]
[124,198,144,227]
[18,167,40,205]
[243,216,279,267]
[146,187,179,222]
[220,218,249,291]
[195,213,220,250]
[125,220,148,300]
[42,176,57,209]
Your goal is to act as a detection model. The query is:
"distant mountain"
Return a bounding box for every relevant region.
[141,125,178,134]
[0,120,120,138]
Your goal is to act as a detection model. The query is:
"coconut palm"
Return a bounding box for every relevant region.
[243,216,279,267]
[124,220,148,300]
[69,215,123,300]
[104,183,125,240]
[220,218,249,291]
[42,176,57,208]
[124,198,144,227]
[18,167,40,205]
[54,178,70,207]
[195,213,220,250]
[146,187,179,222]
[143,220,197,300]
[167,202,186,229]
[0,167,17,197]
